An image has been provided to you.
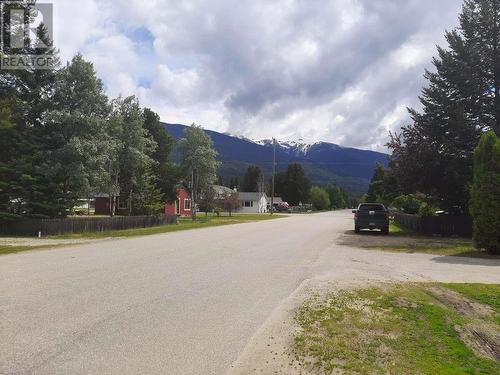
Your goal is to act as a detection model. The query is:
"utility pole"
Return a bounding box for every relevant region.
[271,138,276,215]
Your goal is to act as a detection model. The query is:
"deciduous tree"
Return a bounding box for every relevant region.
[310,187,331,211]
[179,124,219,220]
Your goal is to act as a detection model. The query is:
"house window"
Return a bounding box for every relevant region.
[184,199,191,211]
[244,201,253,207]
[117,197,128,210]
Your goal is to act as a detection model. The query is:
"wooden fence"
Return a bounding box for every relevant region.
[0,214,178,237]
[393,212,472,237]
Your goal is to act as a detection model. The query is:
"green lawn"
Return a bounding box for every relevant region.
[294,283,500,374]
[48,213,286,239]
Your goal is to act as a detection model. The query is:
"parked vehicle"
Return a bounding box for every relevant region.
[273,202,290,212]
[352,203,390,235]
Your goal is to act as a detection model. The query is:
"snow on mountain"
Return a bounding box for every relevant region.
[163,123,389,193]
[255,138,341,157]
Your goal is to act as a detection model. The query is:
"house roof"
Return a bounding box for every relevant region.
[213,185,234,195]
[238,192,268,201]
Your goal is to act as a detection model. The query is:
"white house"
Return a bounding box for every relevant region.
[238,192,269,213]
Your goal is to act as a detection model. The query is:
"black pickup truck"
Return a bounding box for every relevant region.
[353,203,390,235]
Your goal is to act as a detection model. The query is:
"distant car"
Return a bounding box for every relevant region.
[352,203,390,235]
[273,202,290,212]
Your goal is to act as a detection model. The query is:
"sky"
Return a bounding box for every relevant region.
[50,0,463,151]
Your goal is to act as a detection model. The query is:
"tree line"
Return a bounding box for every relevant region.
[0,51,184,219]
[222,163,352,210]
[367,0,499,254]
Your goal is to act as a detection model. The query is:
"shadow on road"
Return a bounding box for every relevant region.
[344,230,386,236]
[431,253,500,267]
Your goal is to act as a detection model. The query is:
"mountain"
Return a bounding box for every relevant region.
[163,123,389,193]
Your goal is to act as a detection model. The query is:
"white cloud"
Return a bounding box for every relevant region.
[50,0,464,151]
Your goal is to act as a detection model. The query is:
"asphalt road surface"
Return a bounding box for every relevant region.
[1,211,499,374]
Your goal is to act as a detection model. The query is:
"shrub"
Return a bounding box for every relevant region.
[470,132,500,255]
[310,187,331,211]
[418,202,439,217]
[391,194,424,214]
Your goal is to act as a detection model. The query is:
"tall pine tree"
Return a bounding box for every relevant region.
[389,0,500,212]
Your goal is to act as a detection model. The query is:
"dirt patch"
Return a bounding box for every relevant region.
[428,286,500,361]
[429,286,494,317]
[456,322,500,361]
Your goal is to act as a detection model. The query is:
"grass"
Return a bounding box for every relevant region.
[444,283,500,325]
[389,222,416,236]
[294,283,500,374]
[48,213,286,239]
[0,244,66,256]
[375,241,481,256]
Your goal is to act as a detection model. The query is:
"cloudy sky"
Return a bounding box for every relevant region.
[50,0,463,151]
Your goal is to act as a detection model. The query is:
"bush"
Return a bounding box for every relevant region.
[470,132,500,255]
[391,194,424,214]
[418,202,439,217]
[310,187,331,211]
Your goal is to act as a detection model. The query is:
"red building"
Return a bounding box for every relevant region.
[165,189,192,216]
[94,195,129,216]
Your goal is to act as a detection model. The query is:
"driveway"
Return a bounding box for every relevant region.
[1,211,499,374]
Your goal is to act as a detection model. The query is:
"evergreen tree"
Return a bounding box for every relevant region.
[388,0,500,212]
[142,108,177,202]
[229,176,240,190]
[0,21,60,218]
[365,163,398,205]
[275,164,311,205]
[325,184,347,209]
[470,131,500,254]
[242,165,262,192]
[0,96,28,219]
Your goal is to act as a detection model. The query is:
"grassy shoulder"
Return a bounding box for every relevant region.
[293,283,500,374]
[0,244,67,256]
[49,213,286,239]
[0,214,286,255]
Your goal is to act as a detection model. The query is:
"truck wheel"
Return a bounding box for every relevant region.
[355,226,360,234]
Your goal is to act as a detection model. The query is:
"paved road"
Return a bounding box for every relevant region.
[1,211,499,374]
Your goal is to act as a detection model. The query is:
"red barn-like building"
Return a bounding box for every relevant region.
[165,189,192,216]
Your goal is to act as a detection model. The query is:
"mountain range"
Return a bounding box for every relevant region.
[163,123,389,193]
